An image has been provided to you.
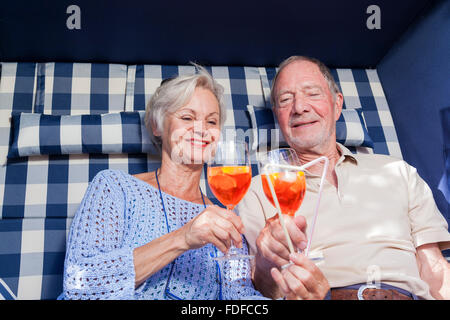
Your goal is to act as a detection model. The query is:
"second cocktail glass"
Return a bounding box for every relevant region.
[259,147,329,263]
[260,148,306,217]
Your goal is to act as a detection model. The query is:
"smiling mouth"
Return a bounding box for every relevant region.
[188,139,210,147]
[291,121,318,128]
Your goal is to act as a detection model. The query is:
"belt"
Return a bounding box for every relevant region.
[330,284,414,300]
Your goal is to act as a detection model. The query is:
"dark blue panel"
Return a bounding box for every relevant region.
[45,204,68,218]
[134,65,147,110]
[439,107,450,219]
[81,114,102,153]
[51,93,72,114]
[35,63,46,113]
[88,154,109,181]
[12,63,36,113]
[90,64,110,114]
[229,67,249,109]
[4,163,28,184]
[15,63,36,77]
[161,65,179,80]
[0,254,21,277]
[121,112,142,153]
[0,231,21,255]
[39,115,62,155]
[46,158,69,218]
[47,161,69,184]
[42,252,65,275]
[91,63,109,78]
[41,274,63,300]
[378,0,450,221]
[90,94,109,113]
[351,69,370,82]
[0,1,433,68]
[53,63,73,77]
[0,219,23,232]
[127,154,150,175]
[2,164,27,218]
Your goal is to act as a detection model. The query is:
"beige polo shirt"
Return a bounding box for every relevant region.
[237,143,450,300]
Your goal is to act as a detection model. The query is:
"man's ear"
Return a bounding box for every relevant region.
[334,92,344,121]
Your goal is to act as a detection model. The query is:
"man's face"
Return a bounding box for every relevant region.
[272,60,342,153]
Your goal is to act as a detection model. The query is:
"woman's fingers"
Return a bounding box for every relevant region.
[184,205,245,254]
[214,216,243,248]
[212,206,245,234]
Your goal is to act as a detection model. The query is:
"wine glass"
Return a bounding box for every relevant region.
[207,140,254,261]
[259,148,306,217]
[258,148,306,262]
[259,148,325,265]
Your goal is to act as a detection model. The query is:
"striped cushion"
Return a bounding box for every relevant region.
[0,278,16,300]
[7,111,157,158]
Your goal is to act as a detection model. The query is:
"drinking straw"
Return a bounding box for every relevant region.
[262,164,296,254]
[262,156,329,259]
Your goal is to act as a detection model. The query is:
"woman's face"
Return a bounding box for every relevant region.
[159,87,221,165]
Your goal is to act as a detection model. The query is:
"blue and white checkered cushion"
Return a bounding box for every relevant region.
[247,105,373,151]
[0,278,16,300]
[0,62,409,300]
[7,111,158,158]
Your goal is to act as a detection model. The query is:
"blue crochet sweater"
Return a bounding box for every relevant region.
[59,169,262,300]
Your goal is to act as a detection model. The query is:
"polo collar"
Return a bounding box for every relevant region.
[336,143,359,166]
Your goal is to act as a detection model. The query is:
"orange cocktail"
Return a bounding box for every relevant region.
[261,171,306,216]
[207,166,252,209]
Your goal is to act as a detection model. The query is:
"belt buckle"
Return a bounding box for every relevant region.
[357,284,379,300]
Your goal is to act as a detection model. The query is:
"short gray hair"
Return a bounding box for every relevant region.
[270,56,341,107]
[144,63,226,150]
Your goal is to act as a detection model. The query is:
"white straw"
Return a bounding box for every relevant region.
[262,166,295,254]
[262,156,329,258]
[303,157,328,256]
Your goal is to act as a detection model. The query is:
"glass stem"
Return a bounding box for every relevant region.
[226,205,237,255]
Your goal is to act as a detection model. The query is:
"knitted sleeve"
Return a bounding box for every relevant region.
[61,170,136,300]
[221,236,264,300]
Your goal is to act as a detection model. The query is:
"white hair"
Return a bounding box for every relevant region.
[270,55,341,107]
[144,63,226,150]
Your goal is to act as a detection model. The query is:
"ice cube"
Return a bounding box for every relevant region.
[280,171,297,182]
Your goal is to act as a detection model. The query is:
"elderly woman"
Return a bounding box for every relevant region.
[58,66,262,300]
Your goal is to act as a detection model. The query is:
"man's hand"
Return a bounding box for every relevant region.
[416,243,450,299]
[271,252,330,300]
[253,214,309,298]
[256,214,308,267]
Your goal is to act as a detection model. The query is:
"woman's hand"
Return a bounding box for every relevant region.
[181,205,245,254]
[270,252,330,300]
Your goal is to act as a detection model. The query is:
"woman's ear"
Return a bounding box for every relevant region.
[151,119,161,137]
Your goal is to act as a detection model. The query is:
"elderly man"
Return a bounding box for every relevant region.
[238,56,450,300]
